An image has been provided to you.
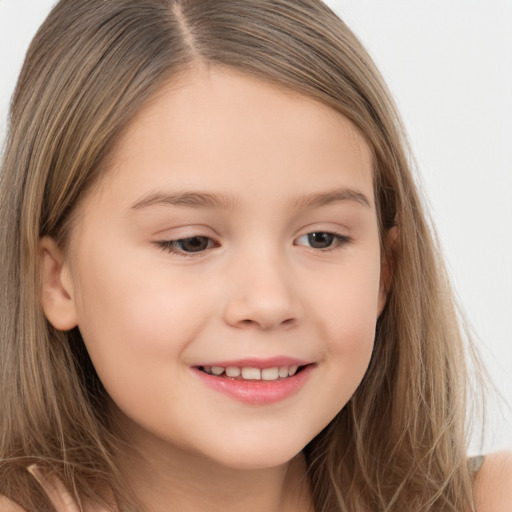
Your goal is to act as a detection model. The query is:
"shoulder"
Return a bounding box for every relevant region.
[0,495,27,512]
[474,450,512,512]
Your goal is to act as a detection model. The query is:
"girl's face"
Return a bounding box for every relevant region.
[46,67,386,470]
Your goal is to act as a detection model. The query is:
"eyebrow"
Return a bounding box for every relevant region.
[129,187,371,212]
[130,191,239,211]
[290,188,372,210]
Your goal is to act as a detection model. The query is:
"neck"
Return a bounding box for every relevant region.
[110,413,313,512]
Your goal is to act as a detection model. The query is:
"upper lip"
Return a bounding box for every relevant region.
[193,357,311,369]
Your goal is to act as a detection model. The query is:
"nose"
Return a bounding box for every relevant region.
[222,251,300,331]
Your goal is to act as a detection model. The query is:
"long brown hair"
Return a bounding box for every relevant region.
[0,1,480,510]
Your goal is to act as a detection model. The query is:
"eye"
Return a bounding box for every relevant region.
[155,236,218,255]
[295,232,351,250]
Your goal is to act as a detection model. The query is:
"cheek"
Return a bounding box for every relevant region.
[70,244,215,397]
[74,240,206,342]
[311,253,381,395]
[319,251,380,335]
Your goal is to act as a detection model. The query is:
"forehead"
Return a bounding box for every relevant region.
[85,66,375,212]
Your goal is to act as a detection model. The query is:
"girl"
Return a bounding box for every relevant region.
[0,1,510,511]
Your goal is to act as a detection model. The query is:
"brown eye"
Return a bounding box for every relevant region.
[295,232,352,251]
[307,232,335,249]
[175,236,212,252]
[156,236,217,255]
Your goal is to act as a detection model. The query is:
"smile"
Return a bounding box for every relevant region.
[199,365,301,381]
[193,360,314,405]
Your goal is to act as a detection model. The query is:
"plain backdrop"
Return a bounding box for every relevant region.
[1,0,511,452]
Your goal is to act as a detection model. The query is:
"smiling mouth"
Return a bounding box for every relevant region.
[198,365,308,381]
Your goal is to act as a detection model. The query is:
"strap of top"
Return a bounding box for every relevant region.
[469,455,485,474]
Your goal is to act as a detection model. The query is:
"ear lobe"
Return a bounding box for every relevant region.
[39,237,78,331]
[377,226,398,316]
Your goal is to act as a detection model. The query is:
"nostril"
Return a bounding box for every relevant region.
[223,294,299,330]
[237,317,294,329]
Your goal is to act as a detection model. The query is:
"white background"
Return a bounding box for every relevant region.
[1,1,511,451]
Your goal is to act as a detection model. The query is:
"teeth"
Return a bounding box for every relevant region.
[241,367,261,380]
[279,366,289,378]
[261,367,279,381]
[225,366,241,377]
[288,365,298,376]
[202,364,304,380]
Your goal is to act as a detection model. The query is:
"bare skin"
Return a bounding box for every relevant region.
[3,68,510,511]
[2,452,512,511]
[37,67,382,511]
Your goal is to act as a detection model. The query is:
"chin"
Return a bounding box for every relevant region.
[199,436,308,471]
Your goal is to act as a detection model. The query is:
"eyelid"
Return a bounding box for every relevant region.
[153,235,220,257]
[151,223,219,238]
[294,231,352,251]
[152,226,352,257]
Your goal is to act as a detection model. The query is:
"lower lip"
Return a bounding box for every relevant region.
[192,365,314,405]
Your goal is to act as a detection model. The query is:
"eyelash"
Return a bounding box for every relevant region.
[155,236,219,257]
[154,232,352,257]
[295,232,352,252]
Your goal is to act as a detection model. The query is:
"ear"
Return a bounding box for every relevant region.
[39,237,78,330]
[377,226,398,316]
